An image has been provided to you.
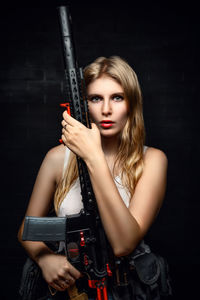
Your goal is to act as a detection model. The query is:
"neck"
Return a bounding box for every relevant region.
[101,135,121,175]
[101,135,119,157]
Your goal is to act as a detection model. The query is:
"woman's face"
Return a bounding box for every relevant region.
[87,75,129,138]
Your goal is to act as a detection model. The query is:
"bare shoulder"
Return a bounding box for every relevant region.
[43,144,67,183]
[45,144,66,162]
[144,146,168,170]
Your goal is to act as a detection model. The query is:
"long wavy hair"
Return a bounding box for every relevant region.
[54,56,145,214]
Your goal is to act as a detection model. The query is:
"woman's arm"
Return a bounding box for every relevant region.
[18,144,81,291]
[85,147,167,257]
[18,145,64,259]
[61,112,168,257]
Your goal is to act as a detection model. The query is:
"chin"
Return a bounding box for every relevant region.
[100,129,120,138]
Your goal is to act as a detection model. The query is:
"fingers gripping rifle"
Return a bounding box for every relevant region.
[22,6,112,300]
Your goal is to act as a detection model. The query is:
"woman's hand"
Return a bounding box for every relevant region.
[37,252,81,291]
[61,111,103,162]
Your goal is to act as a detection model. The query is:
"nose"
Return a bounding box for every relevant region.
[101,99,112,116]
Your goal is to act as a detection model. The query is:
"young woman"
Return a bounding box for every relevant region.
[18,56,168,299]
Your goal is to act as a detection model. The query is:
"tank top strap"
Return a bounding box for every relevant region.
[143,145,148,154]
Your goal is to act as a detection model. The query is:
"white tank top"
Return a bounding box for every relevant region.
[58,146,148,217]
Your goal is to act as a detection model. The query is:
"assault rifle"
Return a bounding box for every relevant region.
[22,5,112,300]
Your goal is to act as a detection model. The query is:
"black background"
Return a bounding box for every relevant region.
[0,0,199,299]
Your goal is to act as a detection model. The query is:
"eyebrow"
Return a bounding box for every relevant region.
[87,92,125,98]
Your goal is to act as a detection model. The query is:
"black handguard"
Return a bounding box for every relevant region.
[22,5,112,285]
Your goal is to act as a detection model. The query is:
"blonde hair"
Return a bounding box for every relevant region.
[54,56,145,214]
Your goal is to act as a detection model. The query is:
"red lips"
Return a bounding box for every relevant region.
[100,120,114,128]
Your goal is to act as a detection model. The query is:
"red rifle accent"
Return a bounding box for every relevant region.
[106,263,112,276]
[84,254,89,266]
[60,102,71,115]
[88,278,108,300]
[80,231,85,247]
[59,102,71,144]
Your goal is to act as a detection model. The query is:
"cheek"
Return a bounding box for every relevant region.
[88,105,98,121]
[118,105,129,123]
[121,113,128,126]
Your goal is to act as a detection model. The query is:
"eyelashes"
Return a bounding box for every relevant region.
[88,94,124,103]
[112,95,124,101]
[89,96,101,102]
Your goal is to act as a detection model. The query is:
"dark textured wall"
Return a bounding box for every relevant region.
[0,1,199,299]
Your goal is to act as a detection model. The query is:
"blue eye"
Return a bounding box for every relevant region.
[113,95,124,101]
[89,96,101,102]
